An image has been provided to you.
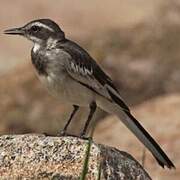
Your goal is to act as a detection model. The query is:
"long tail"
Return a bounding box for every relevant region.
[97,96,175,169]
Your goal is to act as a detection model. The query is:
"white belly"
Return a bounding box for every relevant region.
[38,73,95,106]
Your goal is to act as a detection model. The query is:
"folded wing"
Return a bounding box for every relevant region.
[58,40,130,112]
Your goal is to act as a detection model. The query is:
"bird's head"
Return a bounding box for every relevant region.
[4,19,65,45]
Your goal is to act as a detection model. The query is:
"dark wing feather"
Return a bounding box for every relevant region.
[58,40,130,111]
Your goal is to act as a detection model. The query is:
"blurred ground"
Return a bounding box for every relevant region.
[0,0,180,179]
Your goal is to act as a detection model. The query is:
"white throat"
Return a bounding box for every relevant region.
[33,43,41,53]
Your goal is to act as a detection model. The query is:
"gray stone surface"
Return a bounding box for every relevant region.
[0,134,151,180]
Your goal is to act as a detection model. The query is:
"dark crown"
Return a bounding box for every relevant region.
[25,19,65,41]
[26,19,62,33]
[4,19,65,42]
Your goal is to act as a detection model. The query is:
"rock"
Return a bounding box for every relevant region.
[0,134,151,180]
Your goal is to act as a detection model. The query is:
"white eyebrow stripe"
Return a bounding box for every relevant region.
[31,22,54,32]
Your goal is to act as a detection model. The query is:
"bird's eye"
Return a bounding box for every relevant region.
[31,26,40,32]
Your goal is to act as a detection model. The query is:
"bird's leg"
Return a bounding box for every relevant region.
[80,102,97,138]
[59,105,79,136]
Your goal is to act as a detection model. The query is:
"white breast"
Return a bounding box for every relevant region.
[38,72,67,102]
[39,73,57,90]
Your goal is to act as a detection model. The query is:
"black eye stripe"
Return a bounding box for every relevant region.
[31,25,41,32]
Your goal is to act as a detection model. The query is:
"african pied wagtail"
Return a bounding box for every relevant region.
[4,19,175,169]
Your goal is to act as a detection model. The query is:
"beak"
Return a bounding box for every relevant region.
[4,27,25,35]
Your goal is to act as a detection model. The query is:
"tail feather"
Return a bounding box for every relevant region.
[124,111,175,169]
[97,96,175,169]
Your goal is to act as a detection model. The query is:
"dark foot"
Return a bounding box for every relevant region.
[80,133,92,140]
[57,130,67,137]
[43,132,56,137]
[57,131,79,138]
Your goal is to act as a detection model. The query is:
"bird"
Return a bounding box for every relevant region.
[4,18,175,169]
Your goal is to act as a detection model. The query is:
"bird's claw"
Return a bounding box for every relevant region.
[57,131,78,138]
[80,133,92,141]
[43,132,55,137]
[57,130,67,137]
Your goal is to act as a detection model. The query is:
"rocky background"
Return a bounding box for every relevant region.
[0,0,180,179]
